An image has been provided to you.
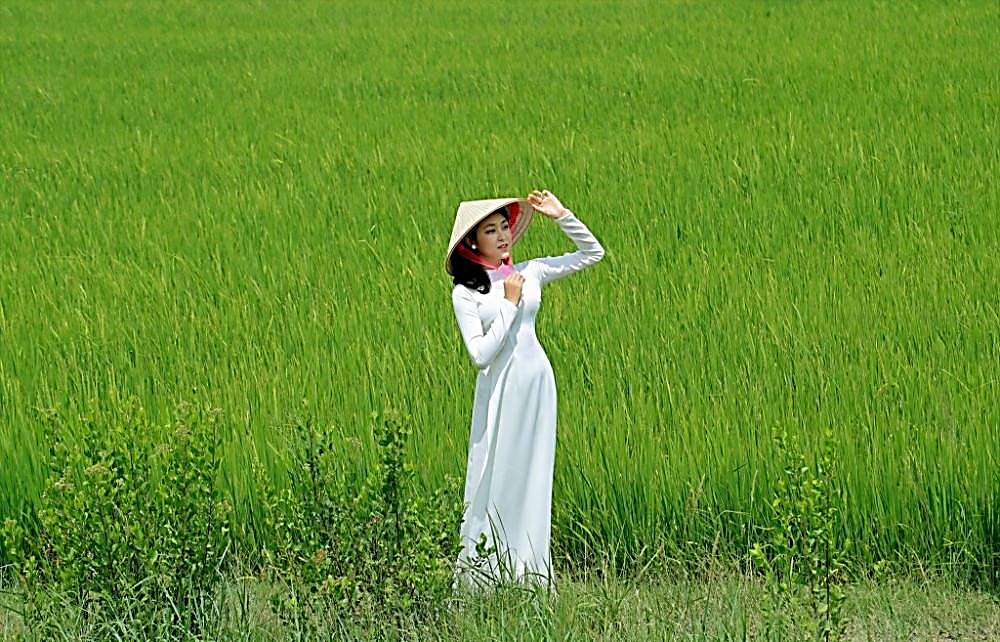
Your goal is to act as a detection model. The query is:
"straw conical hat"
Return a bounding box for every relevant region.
[445,197,533,275]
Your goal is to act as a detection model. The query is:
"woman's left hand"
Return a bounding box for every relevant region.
[528,190,569,220]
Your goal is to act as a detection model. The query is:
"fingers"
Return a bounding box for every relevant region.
[528,190,562,218]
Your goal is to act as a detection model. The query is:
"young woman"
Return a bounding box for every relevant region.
[445,189,605,586]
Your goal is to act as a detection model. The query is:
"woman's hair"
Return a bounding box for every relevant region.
[451,208,509,294]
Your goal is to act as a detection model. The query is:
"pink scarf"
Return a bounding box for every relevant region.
[456,244,515,277]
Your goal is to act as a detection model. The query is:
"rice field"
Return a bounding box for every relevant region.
[1,0,998,577]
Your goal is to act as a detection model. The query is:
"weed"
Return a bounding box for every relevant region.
[263,409,463,635]
[2,400,231,636]
[751,429,849,641]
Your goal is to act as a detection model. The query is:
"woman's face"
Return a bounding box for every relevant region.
[472,211,511,266]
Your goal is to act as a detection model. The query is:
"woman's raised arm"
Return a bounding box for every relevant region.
[535,212,605,286]
[527,190,605,286]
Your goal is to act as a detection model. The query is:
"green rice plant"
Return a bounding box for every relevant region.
[0,0,998,582]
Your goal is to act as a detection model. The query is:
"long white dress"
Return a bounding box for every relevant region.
[452,212,604,586]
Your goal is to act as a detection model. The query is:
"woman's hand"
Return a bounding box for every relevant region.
[528,190,569,220]
[503,272,525,305]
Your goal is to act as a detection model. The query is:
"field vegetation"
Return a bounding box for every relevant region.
[1,0,998,638]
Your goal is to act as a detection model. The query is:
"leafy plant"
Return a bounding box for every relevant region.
[751,428,850,641]
[2,400,231,635]
[263,409,463,635]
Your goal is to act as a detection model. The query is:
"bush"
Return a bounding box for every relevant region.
[262,409,463,635]
[2,400,231,635]
[751,428,850,641]
[2,403,464,637]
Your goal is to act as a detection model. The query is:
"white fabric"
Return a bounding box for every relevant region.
[452,212,604,586]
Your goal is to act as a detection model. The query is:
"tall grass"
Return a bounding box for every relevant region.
[2,1,998,575]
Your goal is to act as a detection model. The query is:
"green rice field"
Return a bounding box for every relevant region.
[1,0,998,578]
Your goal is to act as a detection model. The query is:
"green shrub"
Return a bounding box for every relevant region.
[262,410,463,635]
[2,400,231,634]
[751,429,850,641]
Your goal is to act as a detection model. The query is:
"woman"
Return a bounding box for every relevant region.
[445,189,605,586]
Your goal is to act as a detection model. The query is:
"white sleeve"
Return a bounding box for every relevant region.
[535,212,605,286]
[452,286,519,370]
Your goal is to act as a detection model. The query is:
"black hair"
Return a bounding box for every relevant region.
[451,248,491,294]
[451,208,509,294]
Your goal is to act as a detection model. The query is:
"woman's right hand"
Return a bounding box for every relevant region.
[503,273,524,305]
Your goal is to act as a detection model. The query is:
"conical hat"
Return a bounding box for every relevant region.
[445,197,533,275]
